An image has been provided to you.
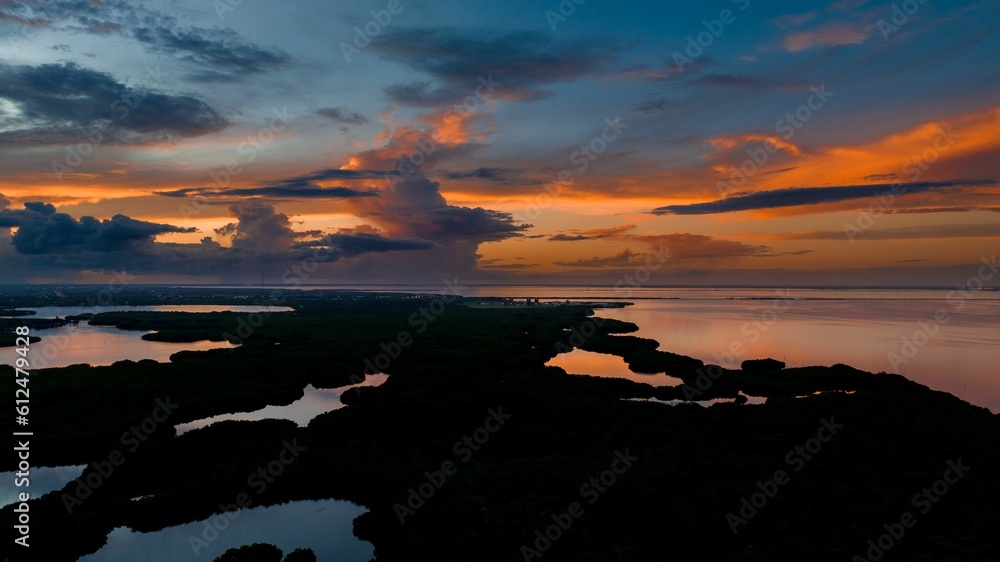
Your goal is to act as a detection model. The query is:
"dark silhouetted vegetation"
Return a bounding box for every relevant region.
[742,358,786,373]
[283,548,318,562]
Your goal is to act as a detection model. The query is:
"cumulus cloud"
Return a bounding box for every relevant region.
[330,171,530,280]
[0,62,228,147]
[210,203,437,263]
[214,202,308,253]
[0,198,443,280]
[652,179,998,215]
[154,94,529,276]
[0,200,195,254]
[361,176,529,242]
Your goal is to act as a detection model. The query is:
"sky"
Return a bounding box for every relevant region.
[0,0,997,286]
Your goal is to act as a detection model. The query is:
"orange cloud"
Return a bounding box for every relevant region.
[344,107,493,172]
[756,106,1000,191]
[707,134,803,157]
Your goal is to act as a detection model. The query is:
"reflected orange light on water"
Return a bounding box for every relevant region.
[546,348,684,387]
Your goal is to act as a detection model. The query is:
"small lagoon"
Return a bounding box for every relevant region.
[546,348,685,387]
[175,373,389,435]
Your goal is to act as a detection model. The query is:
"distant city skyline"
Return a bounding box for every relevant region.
[0,0,997,285]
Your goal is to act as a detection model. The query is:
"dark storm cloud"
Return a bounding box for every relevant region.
[0,62,228,146]
[372,27,617,104]
[0,200,194,254]
[316,107,369,125]
[652,179,998,215]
